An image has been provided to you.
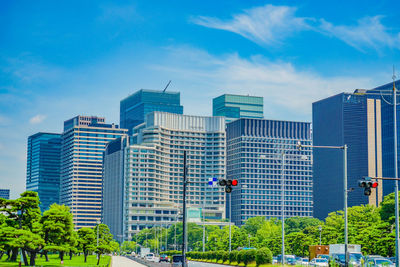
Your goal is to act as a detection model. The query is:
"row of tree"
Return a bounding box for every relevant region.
[130,192,398,257]
[0,191,118,266]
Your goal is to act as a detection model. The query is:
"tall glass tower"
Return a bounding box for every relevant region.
[26,132,62,212]
[60,116,128,229]
[226,118,313,226]
[120,89,183,134]
[213,94,263,119]
[0,189,10,199]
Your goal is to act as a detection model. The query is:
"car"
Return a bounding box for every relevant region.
[145,253,156,262]
[309,258,329,267]
[366,257,394,267]
[171,255,187,267]
[301,258,309,266]
[317,254,330,261]
[272,257,278,264]
[159,254,169,262]
[330,253,363,267]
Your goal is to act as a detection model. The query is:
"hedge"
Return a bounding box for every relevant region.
[255,247,273,266]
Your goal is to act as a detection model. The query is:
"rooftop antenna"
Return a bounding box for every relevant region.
[163,80,172,93]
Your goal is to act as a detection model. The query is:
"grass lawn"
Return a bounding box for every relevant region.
[0,254,111,267]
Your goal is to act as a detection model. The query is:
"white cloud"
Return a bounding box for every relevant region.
[151,46,378,120]
[29,114,47,124]
[191,4,311,46]
[192,5,400,52]
[319,16,400,52]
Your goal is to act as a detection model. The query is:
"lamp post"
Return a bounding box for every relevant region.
[298,142,348,267]
[281,152,285,265]
[319,225,322,246]
[229,193,232,252]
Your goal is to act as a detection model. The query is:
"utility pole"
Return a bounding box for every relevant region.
[229,193,232,252]
[281,152,285,266]
[182,151,188,267]
[344,145,348,267]
[203,197,206,252]
[393,70,400,267]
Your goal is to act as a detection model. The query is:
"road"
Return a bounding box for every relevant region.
[128,257,231,267]
[112,256,147,267]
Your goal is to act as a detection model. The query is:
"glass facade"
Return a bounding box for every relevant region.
[104,112,226,240]
[368,80,400,197]
[120,89,183,134]
[213,94,263,119]
[226,118,313,226]
[312,93,383,220]
[0,189,10,199]
[60,116,128,229]
[26,132,61,212]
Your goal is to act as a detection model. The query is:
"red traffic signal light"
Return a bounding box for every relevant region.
[372,182,378,188]
[232,179,238,186]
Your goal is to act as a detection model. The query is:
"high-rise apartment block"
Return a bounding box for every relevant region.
[60,116,127,229]
[26,132,62,211]
[226,118,313,226]
[120,89,183,134]
[313,93,383,219]
[213,94,263,119]
[103,112,226,241]
[0,189,10,199]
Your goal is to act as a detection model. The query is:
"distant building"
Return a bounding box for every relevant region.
[103,112,226,241]
[26,132,61,211]
[312,93,383,220]
[0,189,10,199]
[60,116,127,229]
[226,118,313,226]
[120,89,183,134]
[213,94,263,120]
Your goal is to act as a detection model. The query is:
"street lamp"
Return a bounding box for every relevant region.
[96,219,100,247]
[318,225,322,246]
[298,142,348,267]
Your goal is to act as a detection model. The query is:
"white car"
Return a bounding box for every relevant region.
[310,258,329,267]
[145,253,156,262]
[301,258,309,266]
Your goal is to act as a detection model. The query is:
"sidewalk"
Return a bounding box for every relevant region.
[112,256,147,267]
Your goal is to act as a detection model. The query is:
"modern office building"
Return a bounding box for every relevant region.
[0,189,10,199]
[312,93,383,220]
[120,89,183,134]
[226,118,313,227]
[213,94,263,119]
[368,80,400,197]
[60,116,127,229]
[26,132,62,211]
[103,112,226,241]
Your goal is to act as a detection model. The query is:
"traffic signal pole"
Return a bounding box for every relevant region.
[182,151,188,267]
[344,145,348,267]
[393,79,400,267]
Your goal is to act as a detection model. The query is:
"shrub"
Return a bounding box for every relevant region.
[238,250,246,264]
[243,249,256,266]
[229,250,238,263]
[216,250,225,262]
[255,247,273,266]
[222,251,229,262]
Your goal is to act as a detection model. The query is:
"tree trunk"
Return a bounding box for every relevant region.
[0,251,4,260]
[22,250,29,266]
[10,248,18,261]
[29,252,36,266]
[6,249,11,260]
[84,250,88,262]
[60,251,64,261]
[69,251,73,260]
[97,253,101,265]
[44,250,49,261]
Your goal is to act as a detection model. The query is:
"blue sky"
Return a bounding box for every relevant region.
[1,0,400,197]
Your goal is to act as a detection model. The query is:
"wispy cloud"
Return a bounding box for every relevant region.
[99,3,138,22]
[191,4,311,46]
[29,114,46,124]
[192,5,400,52]
[319,16,400,52]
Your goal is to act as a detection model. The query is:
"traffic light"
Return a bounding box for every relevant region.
[358,177,378,196]
[218,179,238,193]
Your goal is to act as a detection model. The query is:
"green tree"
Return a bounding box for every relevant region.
[94,223,114,265]
[121,241,138,254]
[285,217,322,235]
[41,204,74,262]
[77,228,95,262]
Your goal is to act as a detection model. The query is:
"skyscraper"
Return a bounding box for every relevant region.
[213,94,263,119]
[226,118,313,226]
[0,189,10,199]
[312,93,383,220]
[60,116,127,229]
[103,112,226,241]
[26,132,61,212]
[120,89,183,134]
